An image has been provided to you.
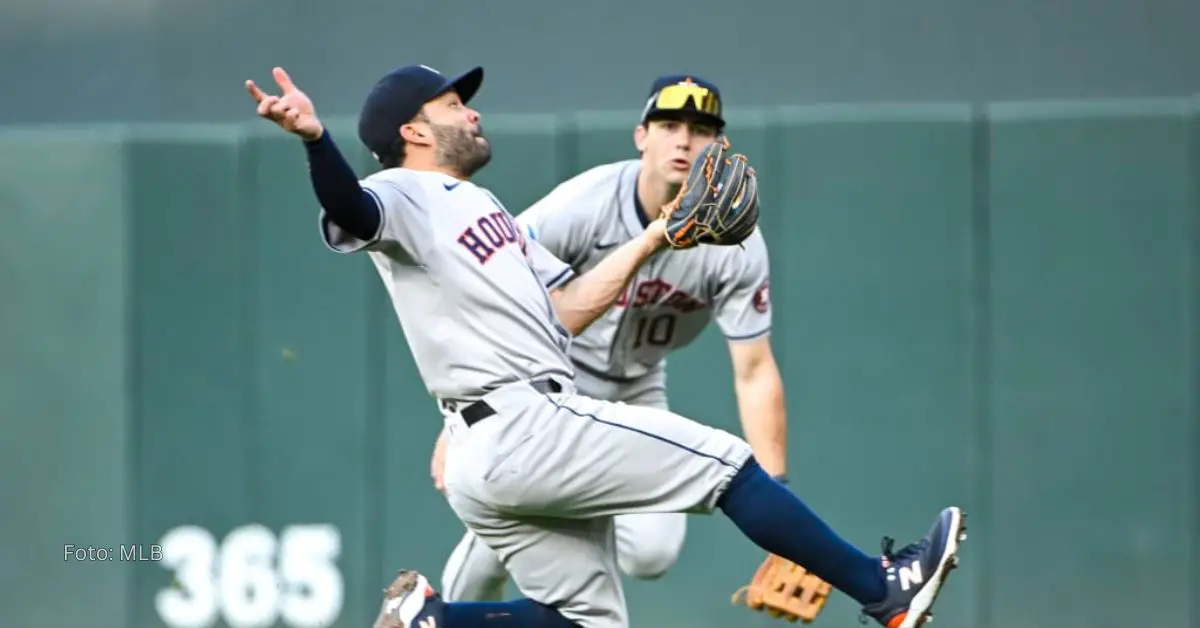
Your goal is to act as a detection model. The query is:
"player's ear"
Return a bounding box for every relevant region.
[633,124,647,152]
[400,122,432,147]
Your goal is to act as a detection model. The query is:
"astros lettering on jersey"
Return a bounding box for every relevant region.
[516,159,772,382]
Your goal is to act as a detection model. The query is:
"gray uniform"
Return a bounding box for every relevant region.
[439,160,772,603]
[524,159,773,383]
[322,166,752,628]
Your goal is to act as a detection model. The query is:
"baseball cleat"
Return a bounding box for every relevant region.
[860,506,967,628]
[373,570,445,628]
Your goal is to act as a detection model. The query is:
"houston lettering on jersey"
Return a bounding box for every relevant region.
[457,211,526,264]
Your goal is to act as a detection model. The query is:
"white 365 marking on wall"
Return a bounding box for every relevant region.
[154,523,344,628]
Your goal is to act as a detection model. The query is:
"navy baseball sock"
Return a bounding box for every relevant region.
[445,599,579,627]
[717,457,887,606]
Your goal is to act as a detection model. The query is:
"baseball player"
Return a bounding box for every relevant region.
[434,75,789,603]
[245,63,967,628]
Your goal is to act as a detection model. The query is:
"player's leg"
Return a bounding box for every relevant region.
[376,496,629,628]
[611,368,688,580]
[613,512,687,580]
[468,384,966,628]
[373,389,634,628]
[432,371,681,603]
[440,528,508,601]
[433,367,671,603]
[718,458,966,627]
[374,569,580,628]
[580,366,688,580]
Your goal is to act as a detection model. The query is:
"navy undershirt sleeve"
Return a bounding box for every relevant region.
[303,131,381,242]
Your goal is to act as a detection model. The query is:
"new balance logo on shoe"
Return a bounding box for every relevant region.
[418,617,437,628]
[899,561,924,591]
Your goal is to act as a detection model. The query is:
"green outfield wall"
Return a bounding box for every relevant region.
[1,97,1196,628]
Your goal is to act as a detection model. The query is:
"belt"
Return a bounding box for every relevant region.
[457,379,564,427]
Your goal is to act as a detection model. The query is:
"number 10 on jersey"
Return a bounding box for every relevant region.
[155,523,343,628]
[632,313,677,348]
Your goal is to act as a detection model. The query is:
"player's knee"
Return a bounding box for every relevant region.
[618,543,682,580]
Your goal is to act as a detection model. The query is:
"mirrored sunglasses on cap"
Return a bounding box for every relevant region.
[648,80,722,117]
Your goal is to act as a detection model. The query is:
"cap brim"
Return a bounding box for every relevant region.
[439,66,484,104]
[644,108,725,130]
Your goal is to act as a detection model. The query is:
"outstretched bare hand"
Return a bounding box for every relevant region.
[246,67,325,141]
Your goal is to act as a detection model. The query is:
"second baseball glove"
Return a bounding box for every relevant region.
[731,553,833,623]
[660,137,760,249]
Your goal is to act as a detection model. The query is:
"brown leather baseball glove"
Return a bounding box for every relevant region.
[731,553,833,623]
[659,137,760,249]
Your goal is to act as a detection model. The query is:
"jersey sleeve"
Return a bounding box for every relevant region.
[514,178,600,269]
[713,230,773,342]
[319,175,429,262]
[524,234,576,291]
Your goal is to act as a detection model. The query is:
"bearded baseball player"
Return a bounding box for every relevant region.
[435,75,792,605]
[246,62,967,628]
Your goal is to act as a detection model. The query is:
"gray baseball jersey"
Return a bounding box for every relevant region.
[516,159,772,390]
[319,165,753,628]
[320,168,577,401]
[435,159,770,613]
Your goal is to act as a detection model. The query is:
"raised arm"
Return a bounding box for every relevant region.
[246,66,380,241]
[303,133,381,241]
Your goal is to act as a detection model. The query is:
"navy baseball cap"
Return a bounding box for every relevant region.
[639,74,725,131]
[357,64,484,160]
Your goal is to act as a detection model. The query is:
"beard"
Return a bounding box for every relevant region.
[431,123,492,177]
